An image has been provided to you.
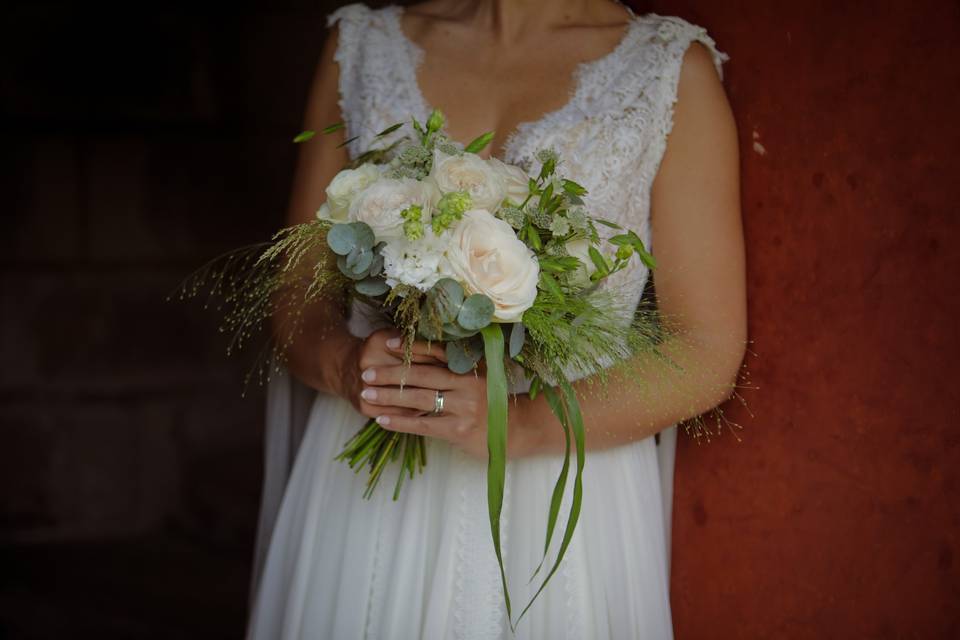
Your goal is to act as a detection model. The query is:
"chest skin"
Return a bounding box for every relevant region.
[398,6,633,158]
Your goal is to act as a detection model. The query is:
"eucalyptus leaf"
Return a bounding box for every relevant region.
[336,255,368,280]
[349,222,376,249]
[441,322,477,340]
[457,293,495,331]
[428,278,464,323]
[368,252,384,276]
[346,245,374,273]
[321,122,345,134]
[418,317,443,341]
[446,339,482,374]
[327,224,357,256]
[354,277,389,296]
[508,322,525,358]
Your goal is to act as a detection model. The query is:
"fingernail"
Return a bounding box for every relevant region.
[376,415,391,425]
[361,388,377,401]
[362,368,376,382]
[386,337,401,349]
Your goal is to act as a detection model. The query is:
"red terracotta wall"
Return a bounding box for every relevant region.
[636,0,960,637]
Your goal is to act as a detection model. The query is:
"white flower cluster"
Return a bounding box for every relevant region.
[317,149,540,321]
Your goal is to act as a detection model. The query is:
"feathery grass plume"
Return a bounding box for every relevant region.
[172,219,349,391]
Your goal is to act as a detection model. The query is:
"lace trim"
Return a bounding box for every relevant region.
[327,3,429,160]
[638,13,730,243]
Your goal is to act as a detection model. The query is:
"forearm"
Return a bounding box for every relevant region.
[275,300,362,398]
[510,331,745,457]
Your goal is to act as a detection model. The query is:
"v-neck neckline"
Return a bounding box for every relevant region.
[386,3,641,163]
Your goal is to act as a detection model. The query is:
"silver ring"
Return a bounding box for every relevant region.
[430,389,445,416]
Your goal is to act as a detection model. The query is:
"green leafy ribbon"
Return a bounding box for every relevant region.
[480,325,587,632]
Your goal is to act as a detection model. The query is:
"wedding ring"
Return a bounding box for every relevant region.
[431,389,445,416]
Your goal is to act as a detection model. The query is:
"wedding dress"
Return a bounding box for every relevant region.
[247,4,728,639]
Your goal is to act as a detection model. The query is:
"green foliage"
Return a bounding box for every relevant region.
[293,130,316,143]
[457,293,495,330]
[465,131,495,153]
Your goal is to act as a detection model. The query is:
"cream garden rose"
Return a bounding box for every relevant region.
[318,164,382,221]
[487,156,530,206]
[348,178,439,240]
[441,208,539,322]
[429,149,506,211]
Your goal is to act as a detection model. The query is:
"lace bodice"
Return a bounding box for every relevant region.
[327,1,729,335]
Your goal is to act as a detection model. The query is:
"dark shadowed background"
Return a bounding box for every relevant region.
[2,0,958,638]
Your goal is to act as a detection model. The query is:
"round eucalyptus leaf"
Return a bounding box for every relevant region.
[417,318,443,342]
[337,255,368,280]
[441,322,477,340]
[446,339,482,374]
[327,224,357,256]
[354,277,389,297]
[346,245,374,273]
[349,221,376,249]
[457,293,495,331]
[427,278,464,323]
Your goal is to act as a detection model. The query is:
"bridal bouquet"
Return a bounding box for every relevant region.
[179,109,664,627]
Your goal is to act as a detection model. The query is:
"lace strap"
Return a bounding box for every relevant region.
[643,14,730,186]
[325,4,373,145]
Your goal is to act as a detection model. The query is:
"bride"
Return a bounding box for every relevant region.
[247,0,746,638]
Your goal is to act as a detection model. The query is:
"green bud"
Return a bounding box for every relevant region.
[404,219,425,240]
[400,204,425,240]
[431,191,472,234]
[438,191,472,217]
[616,244,634,260]
[426,109,445,133]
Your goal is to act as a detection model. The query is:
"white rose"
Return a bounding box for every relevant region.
[324,164,381,220]
[565,237,598,288]
[441,209,539,322]
[348,178,439,240]
[430,149,506,211]
[487,156,530,206]
[381,228,449,292]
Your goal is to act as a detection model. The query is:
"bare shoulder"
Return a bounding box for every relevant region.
[667,39,737,156]
[679,40,725,88]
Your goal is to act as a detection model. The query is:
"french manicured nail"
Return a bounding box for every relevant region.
[386,337,401,349]
[376,415,390,425]
[361,388,377,401]
[362,368,376,382]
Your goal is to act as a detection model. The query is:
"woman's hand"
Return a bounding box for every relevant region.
[358,339,538,459]
[336,329,446,415]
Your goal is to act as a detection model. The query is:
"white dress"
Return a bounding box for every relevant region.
[247,4,728,639]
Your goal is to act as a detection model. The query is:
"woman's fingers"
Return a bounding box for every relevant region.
[375,414,466,438]
[385,336,448,363]
[361,386,458,414]
[362,363,464,390]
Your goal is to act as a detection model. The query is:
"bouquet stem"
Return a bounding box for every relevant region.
[335,419,427,500]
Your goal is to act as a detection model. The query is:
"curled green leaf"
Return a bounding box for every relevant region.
[465,131,495,153]
[293,130,316,143]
